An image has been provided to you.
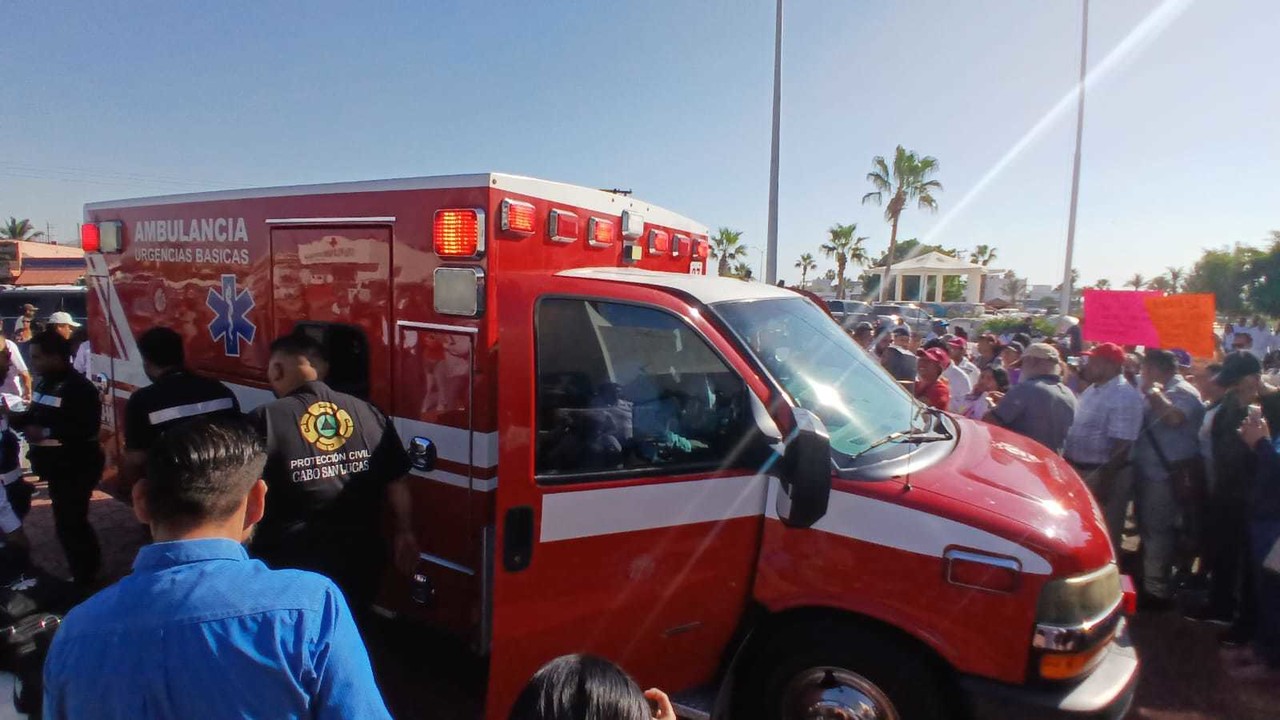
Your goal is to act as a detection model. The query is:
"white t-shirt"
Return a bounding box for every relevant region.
[0,339,29,399]
[943,363,974,413]
[73,341,91,376]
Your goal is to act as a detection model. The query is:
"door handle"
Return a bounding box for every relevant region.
[503,506,534,572]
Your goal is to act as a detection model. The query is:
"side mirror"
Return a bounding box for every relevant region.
[408,436,437,472]
[775,408,832,529]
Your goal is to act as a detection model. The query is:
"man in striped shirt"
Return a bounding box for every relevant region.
[122,327,240,492]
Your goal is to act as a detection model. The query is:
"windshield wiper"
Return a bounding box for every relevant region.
[849,427,951,461]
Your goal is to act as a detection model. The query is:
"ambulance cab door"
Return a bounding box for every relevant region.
[267,224,392,410]
[487,274,775,717]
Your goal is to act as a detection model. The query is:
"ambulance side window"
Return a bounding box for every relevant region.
[293,322,371,400]
[535,297,752,480]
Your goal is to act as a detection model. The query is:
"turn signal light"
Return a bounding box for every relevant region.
[500,199,536,234]
[648,229,670,256]
[588,218,615,248]
[80,223,100,252]
[1039,642,1108,680]
[434,209,485,257]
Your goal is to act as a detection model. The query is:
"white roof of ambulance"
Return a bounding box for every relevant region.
[83,173,707,234]
[558,267,798,306]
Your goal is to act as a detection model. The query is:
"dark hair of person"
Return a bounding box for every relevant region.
[1206,363,1222,375]
[30,329,71,361]
[1012,333,1032,348]
[137,327,185,368]
[508,654,649,720]
[989,366,1011,393]
[269,331,328,367]
[1142,348,1177,375]
[144,416,266,527]
[922,338,947,352]
[955,327,969,340]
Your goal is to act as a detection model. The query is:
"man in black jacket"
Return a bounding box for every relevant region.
[13,331,102,585]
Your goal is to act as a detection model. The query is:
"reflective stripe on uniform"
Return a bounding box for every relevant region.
[32,393,62,408]
[148,398,236,426]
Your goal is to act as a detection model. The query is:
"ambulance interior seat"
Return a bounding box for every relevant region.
[293,322,371,400]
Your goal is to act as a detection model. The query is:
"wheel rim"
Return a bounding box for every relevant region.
[779,666,900,720]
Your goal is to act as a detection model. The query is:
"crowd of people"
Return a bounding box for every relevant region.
[850,315,1280,682]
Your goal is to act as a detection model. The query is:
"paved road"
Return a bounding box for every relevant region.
[19,483,1280,719]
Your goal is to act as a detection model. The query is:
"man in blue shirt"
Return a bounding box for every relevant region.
[43,416,392,719]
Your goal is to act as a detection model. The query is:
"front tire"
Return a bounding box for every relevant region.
[735,621,951,720]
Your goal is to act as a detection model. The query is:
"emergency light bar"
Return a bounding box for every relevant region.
[434,209,485,257]
[548,210,579,244]
[81,221,123,253]
[499,199,536,235]
[647,229,670,257]
[587,218,615,248]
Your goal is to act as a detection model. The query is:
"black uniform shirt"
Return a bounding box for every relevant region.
[18,370,101,451]
[124,370,240,451]
[248,381,410,548]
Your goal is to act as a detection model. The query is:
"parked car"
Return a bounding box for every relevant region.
[826,300,872,328]
[872,303,934,335]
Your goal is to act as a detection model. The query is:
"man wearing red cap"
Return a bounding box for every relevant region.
[1064,342,1145,550]
[947,336,980,388]
[914,348,952,411]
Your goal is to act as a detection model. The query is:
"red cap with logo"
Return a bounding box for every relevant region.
[917,347,952,368]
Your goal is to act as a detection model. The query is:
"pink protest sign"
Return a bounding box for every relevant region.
[1082,289,1161,347]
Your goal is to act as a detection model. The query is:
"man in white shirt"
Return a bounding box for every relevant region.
[947,337,981,387]
[49,312,90,376]
[1064,342,1145,552]
[0,335,32,404]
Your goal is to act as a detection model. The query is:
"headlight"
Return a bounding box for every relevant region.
[1036,564,1122,626]
[1032,565,1124,682]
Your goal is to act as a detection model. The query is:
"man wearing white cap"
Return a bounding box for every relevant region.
[49,312,90,376]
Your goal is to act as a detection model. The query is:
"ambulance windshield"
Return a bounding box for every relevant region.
[713,297,919,461]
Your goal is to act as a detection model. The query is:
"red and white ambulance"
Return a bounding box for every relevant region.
[82,173,1137,720]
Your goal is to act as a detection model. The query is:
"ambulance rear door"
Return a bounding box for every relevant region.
[267,223,393,410]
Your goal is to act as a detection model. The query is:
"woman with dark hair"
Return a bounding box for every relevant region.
[509,655,674,720]
[955,366,1010,420]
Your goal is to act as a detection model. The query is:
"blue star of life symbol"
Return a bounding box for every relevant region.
[207,274,257,357]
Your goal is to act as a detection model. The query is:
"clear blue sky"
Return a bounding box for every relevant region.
[3,0,1277,287]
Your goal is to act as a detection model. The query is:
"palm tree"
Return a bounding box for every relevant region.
[794,253,817,288]
[1094,279,1111,290]
[1125,273,1146,290]
[710,227,747,277]
[968,244,997,300]
[0,217,45,241]
[1148,276,1172,293]
[820,223,870,300]
[1001,272,1027,305]
[731,260,754,281]
[1166,266,1184,293]
[862,146,943,300]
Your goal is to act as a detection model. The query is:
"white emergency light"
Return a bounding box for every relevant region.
[620,210,644,239]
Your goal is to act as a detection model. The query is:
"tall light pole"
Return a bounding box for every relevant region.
[764,0,783,285]
[1060,0,1089,316]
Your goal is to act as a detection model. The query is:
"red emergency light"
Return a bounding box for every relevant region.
[673,234,690,258]
[80,223,100,253]
[548,210,580,243]
[588,218,615,248]
[500,198,536,235]
[434,209,485,257]
[647,229,670,257]
[692,237,709,260]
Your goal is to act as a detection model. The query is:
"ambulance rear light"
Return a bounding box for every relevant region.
[499,199,536,235]
[693,237,709,260]
[647,229,670,257]
[80,224,100,252]
[673,234,690,258]
[548,210,579,244]
[81,221,123,253]
[620,210,644,239]
[434,209,485,257]
[588,218,615,248]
